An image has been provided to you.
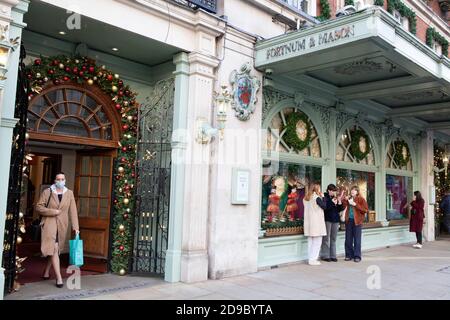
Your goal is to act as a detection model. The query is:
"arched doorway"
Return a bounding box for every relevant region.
[25,81,122,273]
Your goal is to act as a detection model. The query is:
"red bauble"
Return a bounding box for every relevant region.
[89,66,95,73]
[118,80,124,87]
[72,67,79,74]
[122,124,129,131]
[122,147,127,152]
[115,175,121,180]
[115,104,121,110]
[52,60,59,66]
[107,74,113,81]
[119,245,124,251]
[131,173,135,178]
[53,79,60,85]
[121,157,126,163]
[63,76,69,81]
[123,214,129,220]
[27,74,32,79]
[118,91,124,97]
[124,90,130,96]
[34,59,41,66]
[79,71,84,77]
[65,67,71,73]
[82,65,87,71]
[48,69,55,75]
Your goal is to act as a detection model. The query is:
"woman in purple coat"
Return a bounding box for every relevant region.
[409,191,425,249]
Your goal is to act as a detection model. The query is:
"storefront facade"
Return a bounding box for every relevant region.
[0,0,449,299]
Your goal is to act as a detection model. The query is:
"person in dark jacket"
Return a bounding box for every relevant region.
[407,191,425,248]
[320,184,344,262]
[440,189,450,233]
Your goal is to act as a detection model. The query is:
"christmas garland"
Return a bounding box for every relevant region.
[345,0,355,6]
[317,0,331,21]
[387,0,417,35]
[374,0,384,6]
[426,27,449,57]
[25,55,138,276]
[393,140,410,168]
[350,129,371,161]
[282,112,312,152]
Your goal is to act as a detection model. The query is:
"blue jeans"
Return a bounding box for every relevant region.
[345,219,362,259]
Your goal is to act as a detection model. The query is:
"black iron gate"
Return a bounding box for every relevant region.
[2,45,29,294]
[132,78,174,275]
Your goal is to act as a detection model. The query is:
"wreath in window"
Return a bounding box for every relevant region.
[282,112,312,152]
[393,140,410,168]
[350,129,371,161]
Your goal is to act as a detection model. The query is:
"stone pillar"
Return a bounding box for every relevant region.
[179,52,219,283]
[325,109,337,191]
[420,129,435,242]
[377,126,387,224]
[0,0,28,300]
[164,52,189,283]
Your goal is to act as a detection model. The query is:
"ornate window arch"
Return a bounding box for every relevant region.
[386,138,413,171]
[336,125,376,165]
[264,104,321,158]
[27,83,121,147]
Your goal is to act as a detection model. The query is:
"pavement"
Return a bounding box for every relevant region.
[5,238,450,300]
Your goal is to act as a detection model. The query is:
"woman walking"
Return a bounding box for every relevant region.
[303,183,327,266]
[408,191,425,249]
[36,172,79,288]
[343,186,368,263]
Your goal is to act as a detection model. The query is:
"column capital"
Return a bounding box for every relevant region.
[187,52,220,79]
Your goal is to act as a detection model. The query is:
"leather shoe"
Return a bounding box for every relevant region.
[55,280,64,288]
[321,258,331,262]
[354,257,361,263]
[344,257,352,261]
[331,258,338,262]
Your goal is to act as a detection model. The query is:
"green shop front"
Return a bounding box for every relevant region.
[254,7,450,268]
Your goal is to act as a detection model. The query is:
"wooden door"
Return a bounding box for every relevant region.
[75,150,115,259]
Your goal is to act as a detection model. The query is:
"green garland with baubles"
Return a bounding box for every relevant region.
[317,0,331,21]
[426,27,449,57]
[350,129,372,161]
[282,112,312,152]
[387,0,417,35]
[25,55,138,276]
[393,140,411,168]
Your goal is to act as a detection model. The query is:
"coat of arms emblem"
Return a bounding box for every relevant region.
[229,63,261,121]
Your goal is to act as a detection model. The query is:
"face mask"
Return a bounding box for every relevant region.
[55,180,65,188]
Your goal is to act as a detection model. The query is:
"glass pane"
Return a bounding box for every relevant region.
[100,177,110,197]
[53,117,89,137]
[261,161,322,233]
[90,177,99,196]
[66,89,82,102]
[85,95,97,109]
[101,157,111,176]
[386,175,413,221]
[89,198,98,218]
[92,156,101,175]
[79,177,89,196]
[100,199,109,219]
[78,197,89,217]
[81,157,90,175]
[336,168,376,212]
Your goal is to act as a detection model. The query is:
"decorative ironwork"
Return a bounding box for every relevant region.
[262,87,292,123]
[132,78,174,275]
[334,58,383,75]
[3,44,29,294]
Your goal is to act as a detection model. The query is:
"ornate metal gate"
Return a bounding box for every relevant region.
[132,78,174,275]
[2,45,29,293]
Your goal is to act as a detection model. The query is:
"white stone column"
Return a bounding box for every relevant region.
[377,126,387,224]
[420,129,435,242]
[180,52,219,283]
[0,0,28,300]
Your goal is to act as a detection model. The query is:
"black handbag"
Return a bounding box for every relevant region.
[30,188,51,242]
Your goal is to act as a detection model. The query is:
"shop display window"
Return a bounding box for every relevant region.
[386,174,413,220]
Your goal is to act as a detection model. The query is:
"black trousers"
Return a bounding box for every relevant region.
[416,232,422,244]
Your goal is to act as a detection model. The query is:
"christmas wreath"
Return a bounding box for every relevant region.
[25,55,138,276]
[282,112,312,152]
[350,129,371,161]
[393,140,410,168]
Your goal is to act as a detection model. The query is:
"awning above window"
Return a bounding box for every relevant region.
[255,7,450,138]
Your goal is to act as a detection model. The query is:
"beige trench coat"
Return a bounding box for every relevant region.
[303,194,327,237]
[35,186,79,257]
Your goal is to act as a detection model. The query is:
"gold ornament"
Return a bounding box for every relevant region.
[44,77,49,82]
[119,269,126,276]
[114,74,120,79]
[25,133,30,140]
[112,86,118,92]
[126,208,131,213]
[87,79,94,85]
[118,166,124,173]
[101,65,106,70]
[123,101,129,107]
[16,236,22,244]
[75,59,80,63]
[127,115,133,122]
[93,76,98,81]
[119,225,125,232]
[123,198,129,205]
[59,63,64,69]
[19,212,24,218]
[119,188,123,193]
[36,73,41,78]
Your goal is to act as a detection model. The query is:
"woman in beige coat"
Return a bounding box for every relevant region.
[35,172,79,288]
[303,183,327,266]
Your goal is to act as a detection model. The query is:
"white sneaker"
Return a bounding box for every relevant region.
[308,260,321,266]
[412,243,419,248]
[415,244,422,249]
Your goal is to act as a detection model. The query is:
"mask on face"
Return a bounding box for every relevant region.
[55,180,65,188]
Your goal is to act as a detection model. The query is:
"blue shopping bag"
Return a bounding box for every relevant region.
[69,234,84,267]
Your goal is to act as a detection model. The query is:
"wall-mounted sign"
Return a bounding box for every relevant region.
[231,168,250,205]
[230,63,261,121]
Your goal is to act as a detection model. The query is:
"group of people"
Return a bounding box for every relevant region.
[303,183,426,266]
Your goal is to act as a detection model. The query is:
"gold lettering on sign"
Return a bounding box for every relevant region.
[265,25,355,60]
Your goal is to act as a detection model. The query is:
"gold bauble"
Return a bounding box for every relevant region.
[123,198,129,205]
[123,101,129,107]
[114,74,120,79]
[118,166,124,173]
[127,115,133,122]
[119,269,126,276]
[16,236,22,244]
[75,59,80,64]
[93,76,98,81]
[25,133,30,140]
[101,65,106,70]
[126,208,131,213]
[119,188,123,193]
[112,86,118,92]
[44,77,49,82]
[118,225,125,232]
[87,79,94,85]
[59,63,64,69]
[36,73,41,78]
[19,212,24,218]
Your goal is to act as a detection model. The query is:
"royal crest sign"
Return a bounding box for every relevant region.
[230,63,261,121]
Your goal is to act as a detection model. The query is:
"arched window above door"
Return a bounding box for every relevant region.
[336,125,375,165]
[28,84,120,146]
